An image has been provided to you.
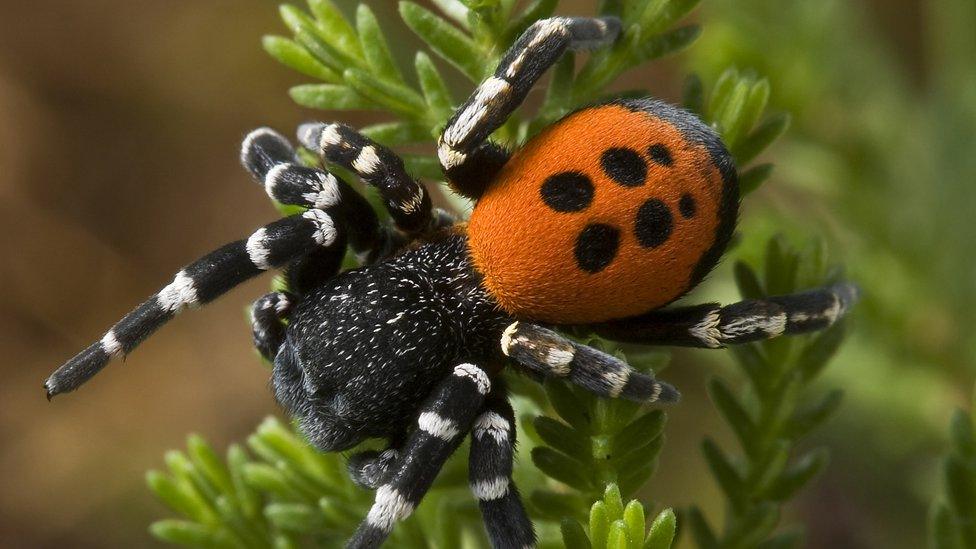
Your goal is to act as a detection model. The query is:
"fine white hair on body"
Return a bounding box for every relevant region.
[443,77,511,146]
[306,172,342,209]
[545,348,574,374]
[262,163,288,197]
[400,189,426,214]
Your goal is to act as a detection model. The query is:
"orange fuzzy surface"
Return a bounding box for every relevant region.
[467,104,726,324]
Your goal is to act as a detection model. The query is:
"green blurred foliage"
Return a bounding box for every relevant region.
[930,386,976,549]
[687,0,976,547]
[689,238,848,549]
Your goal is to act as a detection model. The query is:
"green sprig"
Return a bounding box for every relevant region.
[518,345,670,513]
[688,237,850,549]
[930,386,976,549]
[561,484,677,549]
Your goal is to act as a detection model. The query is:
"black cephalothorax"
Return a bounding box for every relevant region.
[47,15,857,549]
[270,232,506,451]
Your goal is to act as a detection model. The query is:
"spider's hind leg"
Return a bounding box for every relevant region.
[348,363,491,549]
[589,283,860,348]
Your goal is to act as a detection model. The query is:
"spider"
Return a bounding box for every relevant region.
[46,15,858,549]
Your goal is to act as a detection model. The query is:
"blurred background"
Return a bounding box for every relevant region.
[1,0,973,547]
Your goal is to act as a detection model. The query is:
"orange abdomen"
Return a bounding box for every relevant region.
[466,99,738,324]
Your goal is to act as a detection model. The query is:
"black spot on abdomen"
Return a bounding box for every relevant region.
[679,193,696,218]
[635,199,673,248]
[601,147,647,187]
[648,143,674,166]
[541,171,594,212]
[575,223,620,273]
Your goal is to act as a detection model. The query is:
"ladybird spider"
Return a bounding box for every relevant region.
[46,15,858,549]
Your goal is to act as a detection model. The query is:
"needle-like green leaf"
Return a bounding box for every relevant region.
[356,4,404,83]
[399,1,483,82]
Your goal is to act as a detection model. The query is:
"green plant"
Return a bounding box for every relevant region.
[560,484,677,549]
[685,1,975,546]
[930,387,976,549]
[145,1,845,548]
[147,418,479,548]
[688,237,849,549]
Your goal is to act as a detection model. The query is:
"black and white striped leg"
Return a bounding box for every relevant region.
[469,389,535,549]
[297,122,432,235]
[348,448,401,490]
[437,16,621,189]
[590,283,861,348]
[501,322,679,404]
[45,210,342,398]
[250,291,295,362]
[348,363,492,549]
[241,128,383,257]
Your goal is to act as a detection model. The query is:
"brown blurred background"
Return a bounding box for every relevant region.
[0,0,937,547]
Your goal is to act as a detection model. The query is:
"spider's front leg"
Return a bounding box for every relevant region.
[502,322,680,404]
[348,363,491,549]
[588,283,860,348]
[45,207,345,397]
[241,128,383,259]
[438,16,622,198]
[297,122,437,240]
[47,131,365,398]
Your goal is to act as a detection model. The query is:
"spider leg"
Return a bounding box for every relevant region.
[469,386,535,549]
[297,122,432,237]
[250,291,295,362]
[438,16,621,198]
[45,209,344,398]
[348,363,491,549]
[588,283,860,348]
[348,448,401,490]
[241,128,386,260]
[501,322,679,404]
